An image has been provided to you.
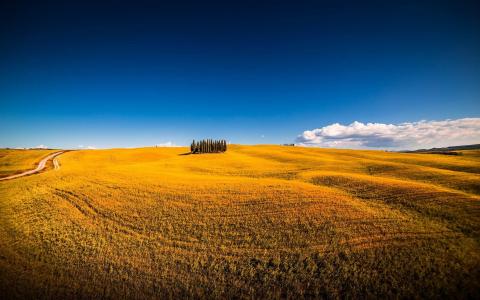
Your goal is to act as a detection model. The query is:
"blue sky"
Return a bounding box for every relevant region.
[1,1,479,149]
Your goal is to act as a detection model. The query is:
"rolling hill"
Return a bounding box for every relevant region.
[0,145,479,298]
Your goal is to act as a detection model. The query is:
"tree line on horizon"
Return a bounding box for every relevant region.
[191,139,227,154]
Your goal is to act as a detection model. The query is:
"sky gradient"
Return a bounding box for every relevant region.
[1,0,479,149]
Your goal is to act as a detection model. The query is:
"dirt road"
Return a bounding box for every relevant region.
[0,151,65,181]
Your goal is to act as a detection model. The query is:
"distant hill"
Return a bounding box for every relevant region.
[402,144,480,154]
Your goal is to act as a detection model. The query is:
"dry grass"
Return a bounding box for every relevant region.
[0,145,479,298]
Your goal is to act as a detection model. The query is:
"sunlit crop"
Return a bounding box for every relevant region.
[0,145,479,298]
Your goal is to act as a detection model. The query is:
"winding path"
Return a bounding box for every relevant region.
[0,151,65,181]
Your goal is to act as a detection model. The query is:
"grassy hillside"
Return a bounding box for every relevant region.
[0,149,58,178]
[0,146,479,298]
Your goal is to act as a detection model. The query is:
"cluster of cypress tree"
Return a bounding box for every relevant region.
[190,139,227,153]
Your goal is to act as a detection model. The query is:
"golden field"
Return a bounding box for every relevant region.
[0,145,479,298]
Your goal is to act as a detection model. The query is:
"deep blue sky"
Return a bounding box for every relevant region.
[1,0,479,148]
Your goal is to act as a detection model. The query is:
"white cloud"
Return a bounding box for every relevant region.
[78,145,97,150]
[35,145,47,149]
[296,118,480,150]
[155,141,177,147]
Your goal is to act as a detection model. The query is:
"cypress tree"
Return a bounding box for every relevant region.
[190,139,227,154]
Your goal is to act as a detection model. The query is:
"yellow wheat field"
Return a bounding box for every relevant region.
[0,145,479,298]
